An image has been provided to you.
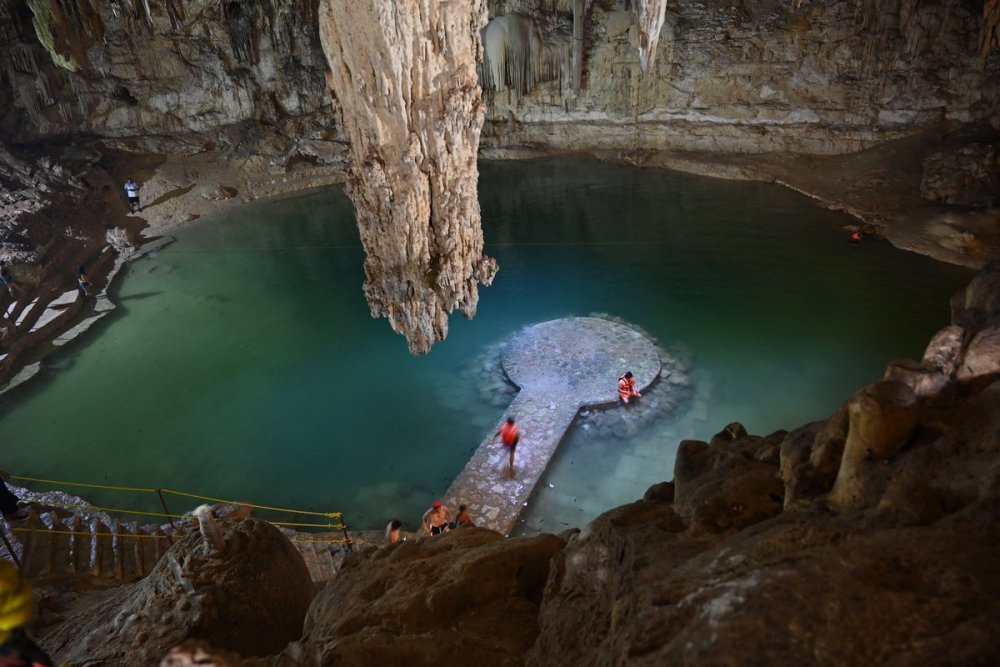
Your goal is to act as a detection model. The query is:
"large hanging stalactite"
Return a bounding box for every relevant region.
[318,0,497,355]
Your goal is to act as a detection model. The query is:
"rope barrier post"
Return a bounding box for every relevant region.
[341,515,353,552]
[155,489,180,544]
[0,522,23,572]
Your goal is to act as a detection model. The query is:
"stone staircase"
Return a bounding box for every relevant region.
[1,505,355,588]
[1,506,178,583]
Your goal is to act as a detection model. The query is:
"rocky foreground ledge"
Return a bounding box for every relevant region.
[15,265,998,665]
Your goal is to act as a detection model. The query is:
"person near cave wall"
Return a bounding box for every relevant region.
[123,178,141,213]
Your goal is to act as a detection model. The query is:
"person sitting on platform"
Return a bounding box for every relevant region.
[618,371,641,406]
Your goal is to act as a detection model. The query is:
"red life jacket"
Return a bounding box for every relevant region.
[619,375,637,400]
[499,422,519,446]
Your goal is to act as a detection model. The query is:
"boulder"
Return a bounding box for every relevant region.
[274,528,564,667]
[674,437,784,533]
[884,358,949,398]
[921,325,965,375]
[951,260,1000,329]
[38,517,314,665]
[956,326,1000,381]
[829,381,919,510]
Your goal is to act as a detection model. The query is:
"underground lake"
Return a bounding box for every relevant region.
[0,157,972,535]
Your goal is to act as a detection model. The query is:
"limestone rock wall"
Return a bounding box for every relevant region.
[482,0,1000,154]
[318,0,497,354]
[2,0,994,160]
[0,0,338,164]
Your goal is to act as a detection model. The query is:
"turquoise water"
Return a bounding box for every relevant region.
[0,157,971,534]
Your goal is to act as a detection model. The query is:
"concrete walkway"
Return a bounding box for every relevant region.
[442,317,660,535]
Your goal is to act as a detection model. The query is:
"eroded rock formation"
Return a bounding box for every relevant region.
[0,0,336,162]
[318,0,497,354]
[273,528,564,666]
[481,0,999,154]
[37,516,314,665]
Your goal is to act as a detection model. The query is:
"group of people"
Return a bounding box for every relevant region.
[384,500,476,544]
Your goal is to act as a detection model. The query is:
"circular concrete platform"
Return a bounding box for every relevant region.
[501,317,660,407]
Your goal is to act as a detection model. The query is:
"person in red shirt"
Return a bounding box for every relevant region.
[618,371,640,405]
[495,416,521,471]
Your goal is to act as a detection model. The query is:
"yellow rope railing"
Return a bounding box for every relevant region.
[7,526,351,544]
[8,527,171,540]
[35,501,185,521]
[7,474,343,521]
[8,475,156,494]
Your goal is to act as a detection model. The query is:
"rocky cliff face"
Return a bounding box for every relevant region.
[0,0,339,164]
[318,0,497,354]
[3,0,995,159]
[481,0,999,154]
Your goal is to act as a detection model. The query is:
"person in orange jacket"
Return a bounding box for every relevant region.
[495,416,520,471]
[618,371,641,405]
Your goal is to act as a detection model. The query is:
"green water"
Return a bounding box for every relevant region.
[0,157,971,534]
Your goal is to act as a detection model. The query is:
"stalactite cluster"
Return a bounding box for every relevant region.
[479,13,570,99]
[319,0,498,355]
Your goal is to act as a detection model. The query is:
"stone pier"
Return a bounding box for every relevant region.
[442,317,660,535]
